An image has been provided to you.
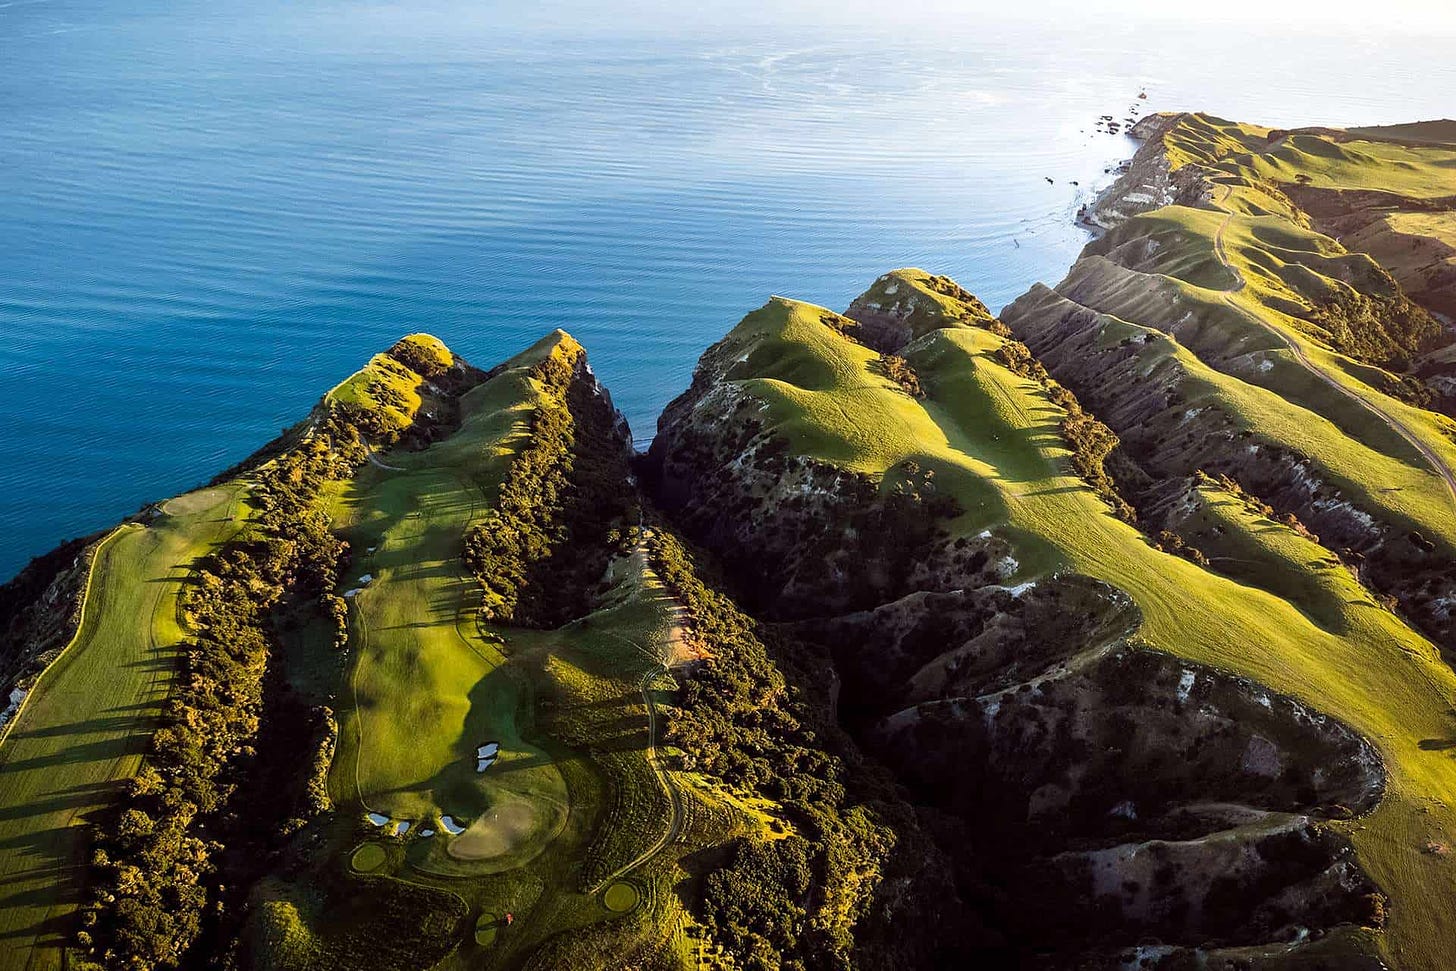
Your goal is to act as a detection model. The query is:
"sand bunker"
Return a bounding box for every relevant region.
[439,814,466,835]
[366,812,389,827]
[474,741,501,773]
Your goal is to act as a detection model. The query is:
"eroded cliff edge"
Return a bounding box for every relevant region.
[645,270,1401,968]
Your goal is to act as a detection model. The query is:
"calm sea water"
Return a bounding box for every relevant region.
[2,0,1454,579]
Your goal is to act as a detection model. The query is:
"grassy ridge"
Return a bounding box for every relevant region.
[0,484,249,971]
[259,332,744,971]
[328,334,570,861]
[710,289,1456,970]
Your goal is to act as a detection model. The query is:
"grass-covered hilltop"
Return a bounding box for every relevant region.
[2,111,1455,971]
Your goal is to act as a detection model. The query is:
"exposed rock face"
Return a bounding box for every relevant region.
[647,281,1387,966]
[0,532,106,706]
[1083,113,1210,230]
[844,271,995,351]
[1002,117,1456,656]
[876,646,1381,962]
[648,307,998,619]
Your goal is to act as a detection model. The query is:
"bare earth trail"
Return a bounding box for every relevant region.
[1210,187,1456,514]
[591,533,690,891]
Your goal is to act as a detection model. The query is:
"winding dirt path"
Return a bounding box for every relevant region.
[592,535,690,889]
[1211,187,1456,512]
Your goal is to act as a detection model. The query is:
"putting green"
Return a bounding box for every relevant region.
[350,843,387,873]
[602,882,639,914]
[331,334,578,876]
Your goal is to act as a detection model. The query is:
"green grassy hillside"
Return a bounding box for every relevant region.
[243,331,804,971]
[1005,111,1456,660]
[0,484,250,971]
[661,275,1456,969]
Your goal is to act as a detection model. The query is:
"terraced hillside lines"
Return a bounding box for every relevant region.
[1205,184,1456,515]
[1060,214,1456,543]
[331,356,570,870]
[0,483,248,971]
[724,296,1456,970]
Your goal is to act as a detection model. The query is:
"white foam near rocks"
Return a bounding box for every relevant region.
[0,687,27,731]
[439,815,466,835]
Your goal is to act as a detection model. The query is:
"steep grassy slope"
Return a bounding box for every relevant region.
[246,330,926,971]
[328,337,570,865]
[1005,112,1456,655]
[0,486,250,971]
[649,270,1456,969]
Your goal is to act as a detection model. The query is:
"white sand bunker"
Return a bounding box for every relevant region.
[393,821,411,836]
[419,828,435,838]
[475,741,500,773]
[439,815,466,835]
[367,812,389,827]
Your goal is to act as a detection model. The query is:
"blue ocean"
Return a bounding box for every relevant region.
[2,0,1453,579]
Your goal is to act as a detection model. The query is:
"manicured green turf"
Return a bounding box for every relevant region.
[474,913,499,946]
[241,331,733,970]
[350,843,387,873]
[329,340,569,872]
[602,882,639,913]
[0,483,249,971]
[718,294,1456,971]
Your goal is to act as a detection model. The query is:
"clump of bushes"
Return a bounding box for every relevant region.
[1306,290,1443,371]
[385,334,452,378]
[1155,528,1210,567]
[648,529,940,970]
[78,355,463,969]
[463,341,635,627]
[995,339,1137,522]
[873,352,923,397]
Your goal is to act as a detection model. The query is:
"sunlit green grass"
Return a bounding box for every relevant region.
[327,338,569,872]
[307,332,723,970]
[0,483,250,971]
[1069,200,1456,554]
[717,293,1456,971]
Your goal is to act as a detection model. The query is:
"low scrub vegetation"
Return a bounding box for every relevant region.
[464,340,635,626]
[648,530,960,970]
[73,346,461,968]
[993,339,1136,521]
